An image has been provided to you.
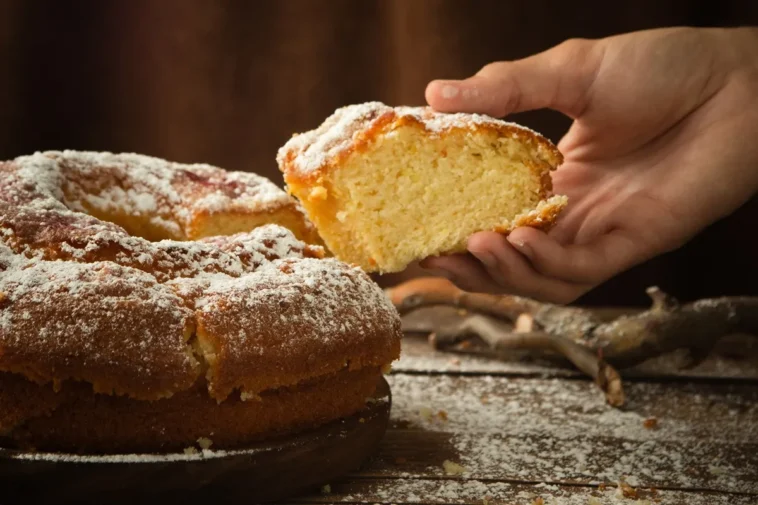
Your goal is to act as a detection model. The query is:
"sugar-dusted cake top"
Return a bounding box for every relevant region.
[0,149,402,401]
[276,101,562,178]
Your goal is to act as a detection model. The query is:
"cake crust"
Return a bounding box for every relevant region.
[0,150,402,451]
[0,367,383,454]
[277,102,563,182]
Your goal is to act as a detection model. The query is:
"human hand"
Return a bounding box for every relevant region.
[422,26,758,303]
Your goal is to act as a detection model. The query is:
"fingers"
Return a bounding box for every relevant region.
[419,226,641,305]
[502,227,637,284]
[425,38,602,119]
[466,233,590,303]
[420,253,500,294]
[422,242,590,305]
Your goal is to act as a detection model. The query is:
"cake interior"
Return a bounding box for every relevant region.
[68,191,313,243]
[302,125,559,273]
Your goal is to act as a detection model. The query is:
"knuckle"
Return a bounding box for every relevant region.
[476,61,508,77]
[556,37,591,55]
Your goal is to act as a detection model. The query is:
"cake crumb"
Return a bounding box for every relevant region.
[240,391,262,402]
[419,406,435,421]
[515,313,534,333]
[321,484,331,494]
[643,417,658,429]
[309,186,328,200]
[197,437,213,450]
[359,417,366,423]
[616,480,639,499]
[183,446,199,455]
[531,498,545,505]
[437,410,448,421]
[442,459,467,475]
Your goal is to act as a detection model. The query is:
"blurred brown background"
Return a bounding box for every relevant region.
[1,1,757,306]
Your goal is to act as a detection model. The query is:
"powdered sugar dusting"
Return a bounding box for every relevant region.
[277,101,390,174]
[196,257,401,398]
[0,149,402,402]
[0,252,200,399]
[6,150,293,242]
[338,478,753,504]
[277,101,558,177]
[383,374,758,495]
[0,149,322,283]
[199,257,397,325]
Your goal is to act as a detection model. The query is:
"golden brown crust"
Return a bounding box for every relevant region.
[196,259,402,401]
[0,150,402,416]
[0,257,200,400]
[493,195,568,235]
[277,102,563,186]
[0,367,383,454]
[0,372,72,436]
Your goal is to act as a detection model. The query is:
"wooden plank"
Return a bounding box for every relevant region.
[294,478,757,504]
[395,333,758,380]
[357,374,758,495]
[395,336,579,377]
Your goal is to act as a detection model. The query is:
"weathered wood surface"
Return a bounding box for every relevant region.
[297,479,757,505]
[368,376,758,492]
[290,358,758,504]
[0,381,393,505]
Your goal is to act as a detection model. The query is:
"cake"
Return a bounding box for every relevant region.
[0,150,402,453]
[277,101,567,273]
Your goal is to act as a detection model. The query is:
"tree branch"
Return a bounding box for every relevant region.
[387,278,758,407]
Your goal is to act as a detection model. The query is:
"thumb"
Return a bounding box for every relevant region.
[425,38,602,119]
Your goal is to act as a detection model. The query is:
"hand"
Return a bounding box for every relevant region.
[421,26,758,304]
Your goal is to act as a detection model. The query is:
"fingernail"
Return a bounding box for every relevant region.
[441,84,460,99]
[508,237,531,255]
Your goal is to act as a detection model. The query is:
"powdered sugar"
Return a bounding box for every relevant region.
[277,101,389,174]
[394,104,542,136]
[277,101,556,177]
[195,257,401,399]
[341,478,751,504]
[0,149,402,403]
[6,150,293,242]
[0,149,321,283]
[383,374,758,495]
[0,254,200,399]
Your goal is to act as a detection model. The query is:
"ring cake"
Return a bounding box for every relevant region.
[0,150,402,454]
[277,101,567,273]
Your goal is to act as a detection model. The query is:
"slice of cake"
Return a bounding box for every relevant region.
[276,102,567,273]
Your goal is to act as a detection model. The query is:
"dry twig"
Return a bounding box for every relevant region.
[386,278,758,407]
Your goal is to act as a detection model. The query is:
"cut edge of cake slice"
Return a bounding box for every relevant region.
[277,101,567,274]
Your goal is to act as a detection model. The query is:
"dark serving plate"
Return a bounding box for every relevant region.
[0,377,391,505]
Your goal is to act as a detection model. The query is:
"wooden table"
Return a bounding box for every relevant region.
[290,334,758,505]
